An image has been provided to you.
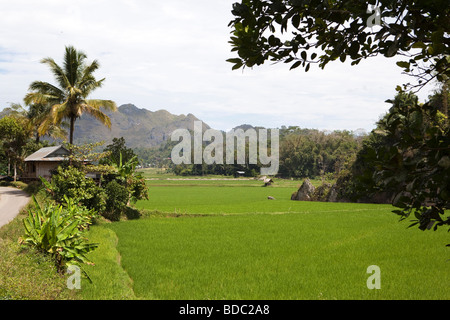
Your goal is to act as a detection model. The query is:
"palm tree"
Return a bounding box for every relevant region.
[24,46,117,145]
[7,102,67,143]
[3,102,66,143]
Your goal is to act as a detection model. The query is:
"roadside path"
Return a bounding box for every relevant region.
[0,187,30,228]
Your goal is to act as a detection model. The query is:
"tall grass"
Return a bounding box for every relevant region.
[103,208,449,300]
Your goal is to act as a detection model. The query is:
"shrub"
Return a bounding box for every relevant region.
[312,182,332,201]
[23,180,43,195]
[103,180,129,221]
[128,173,149,204]
[46,166,105,212]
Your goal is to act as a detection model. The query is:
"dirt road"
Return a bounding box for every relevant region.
[0,187,30,228]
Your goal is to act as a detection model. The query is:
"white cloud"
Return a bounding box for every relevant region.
[0,0,434,133]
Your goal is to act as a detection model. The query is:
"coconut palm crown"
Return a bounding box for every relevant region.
[25,45,117,144]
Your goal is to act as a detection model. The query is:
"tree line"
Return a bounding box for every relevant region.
[145,126,364,179]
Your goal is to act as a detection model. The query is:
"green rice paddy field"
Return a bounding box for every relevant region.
[81,174,449,300]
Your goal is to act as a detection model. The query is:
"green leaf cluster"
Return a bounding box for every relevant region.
[228,0,450,90]
[335,90,449,237]
[375,92,449,233]
[20,196,99,277]
[47,165,106,213]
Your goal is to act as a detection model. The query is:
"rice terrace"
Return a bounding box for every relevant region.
[0,0,449,306]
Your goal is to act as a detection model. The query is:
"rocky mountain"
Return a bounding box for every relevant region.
[72,104,210,149]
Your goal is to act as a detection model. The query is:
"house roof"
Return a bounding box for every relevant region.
[24,145,70,162]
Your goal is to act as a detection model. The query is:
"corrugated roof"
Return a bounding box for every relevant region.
[24,145,70,162]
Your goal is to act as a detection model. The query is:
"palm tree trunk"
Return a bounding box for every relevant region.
[69,116,75,166]
[69,116,75,145]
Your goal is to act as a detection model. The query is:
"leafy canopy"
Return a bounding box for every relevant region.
[228,0,450,91]
[375,92,449,233]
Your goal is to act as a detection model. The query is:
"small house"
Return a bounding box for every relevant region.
[22,145,70,181]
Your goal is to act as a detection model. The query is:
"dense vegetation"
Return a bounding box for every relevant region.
[334,89,449,235]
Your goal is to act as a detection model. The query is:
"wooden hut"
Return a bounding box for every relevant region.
[22,145,70,181]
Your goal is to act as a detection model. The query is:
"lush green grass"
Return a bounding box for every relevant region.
[136,179,381,215]
[103,208,449,300]
[80,225,136,300]
[0,239,75,300]
[0,193,74,300]
[79,176,449,300]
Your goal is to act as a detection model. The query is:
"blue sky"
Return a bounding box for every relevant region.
[0,0,434,133]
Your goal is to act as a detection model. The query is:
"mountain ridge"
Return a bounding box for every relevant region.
[72,103,210,149]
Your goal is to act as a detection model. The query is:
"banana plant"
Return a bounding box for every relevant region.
[61,195,98,231]
[20,196,99,277]
[113,152,138,184]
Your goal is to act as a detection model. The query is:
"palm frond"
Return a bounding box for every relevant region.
[37,116,53,137]
[81,59,100,80]
[80,79,104,98]
[28,81,64,96]
[82,102,113,128]
[27,81,65,104]
[64,46,87,86]
[42,122,68,141]
[24,91,60,106]
[40,58,71,90]
[51,103,69,125]
[86,99,117,112]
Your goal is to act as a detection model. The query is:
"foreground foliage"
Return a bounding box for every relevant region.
[20,196,98,276]
[376,92,449,234]
[334,91,449,238]
[0,194,75,300]
[228,0,450,91]
[0,239,73,300]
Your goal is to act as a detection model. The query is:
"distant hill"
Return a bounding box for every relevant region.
[71,104,210,149]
